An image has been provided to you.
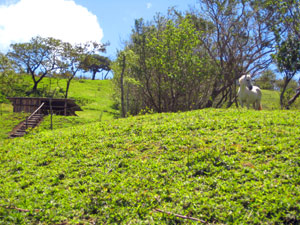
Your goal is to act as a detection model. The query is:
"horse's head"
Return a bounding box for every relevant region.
[239,74,253,90]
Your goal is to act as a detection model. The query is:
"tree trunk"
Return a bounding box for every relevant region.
[280,77,290,109]
[104,71,110,80]
[65,77,74,99]
[287,89,300,108]
[206,84,221,108]
[29,71,38,93]
[32,81,38,92]
[30,72,48,94]
[120,55,126,118]
[92,71,97,80]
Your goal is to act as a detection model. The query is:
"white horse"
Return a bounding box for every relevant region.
[238,74,262,110]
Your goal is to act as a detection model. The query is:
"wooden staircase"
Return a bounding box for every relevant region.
[9,103,45,138]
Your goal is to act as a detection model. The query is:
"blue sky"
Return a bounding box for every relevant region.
[1,0,295,80]
[0,0,199,59]
[73,0,200,58]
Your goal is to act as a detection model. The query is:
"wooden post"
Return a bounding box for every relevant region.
[50,98,53,130]
[64,99,67,116]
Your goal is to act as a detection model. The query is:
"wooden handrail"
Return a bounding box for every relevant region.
[26,102,45,129]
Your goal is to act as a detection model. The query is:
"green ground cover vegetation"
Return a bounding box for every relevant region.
[1,76,298,139]
[1,108,300,224]
[1,1,300,223]
[1,78,300,224]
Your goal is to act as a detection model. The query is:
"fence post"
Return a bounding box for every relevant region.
[64,99,67,116]
[50,98,53,130]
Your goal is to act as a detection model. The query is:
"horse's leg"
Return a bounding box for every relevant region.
[256,100,262,110]
[259,101,262,110]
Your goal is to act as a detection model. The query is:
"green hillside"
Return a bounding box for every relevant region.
[1,77,300,139]
[35,78,119,132]
[34,77,118,121]
[0,78,118,138]
[260,90,281,110]
[1,109,300,224]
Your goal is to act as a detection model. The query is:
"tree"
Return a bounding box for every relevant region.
[274,35,300,108]
[112,49,140,116]
[252,0,300,40]
[0,53,14,102]
[80,54,111,80]
[60,42,106,99]
[253,0,300,108]
[7,36,62,94]
[119,53,126,117]
[0,53,28,100]
[145,16,212,112]
[195,0,274,108]
[113,13,215,115]
[255,70,276,90]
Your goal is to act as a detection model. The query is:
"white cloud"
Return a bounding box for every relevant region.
[0,0,103,51]
[146,2,152,9]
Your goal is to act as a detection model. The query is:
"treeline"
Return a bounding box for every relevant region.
[0,36,111,103]
[112,0,300,115]
[1,0,300,113]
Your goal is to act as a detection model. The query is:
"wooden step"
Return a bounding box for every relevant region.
[10,131,26,138]
[10,115,44,138]
[9,104,45,138]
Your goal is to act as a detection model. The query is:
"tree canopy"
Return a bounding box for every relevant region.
[112,14,215,115]
[80,54,111,80]
[112,1,279,115]
[5,36,107,97]
[7,36,63,94]
[59,41,106,98]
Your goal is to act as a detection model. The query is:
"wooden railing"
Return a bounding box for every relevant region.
[25,102,45,129]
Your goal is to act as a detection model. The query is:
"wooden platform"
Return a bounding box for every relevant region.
[7,97,82,116]
[7,97,83,138]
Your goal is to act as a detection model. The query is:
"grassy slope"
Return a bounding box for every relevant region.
[37,77,118,121]
[1,74,300,139]
[0,78,118,138]
[0,104,29,139]
[261,90,281,110]
[1,109,300,224]
[65,79,118,121]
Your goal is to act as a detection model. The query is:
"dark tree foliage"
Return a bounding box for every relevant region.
[0,53,30,101]
[80,54,111,80]
[60,42,106,99]
[113,12,215,116]
[6,36,107,98]
[255,70,276,90]
[196,0,274,108]
[113,3,275,115]
[7,36,62,94]
[275,36,300,108]
[253,0,300,108]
